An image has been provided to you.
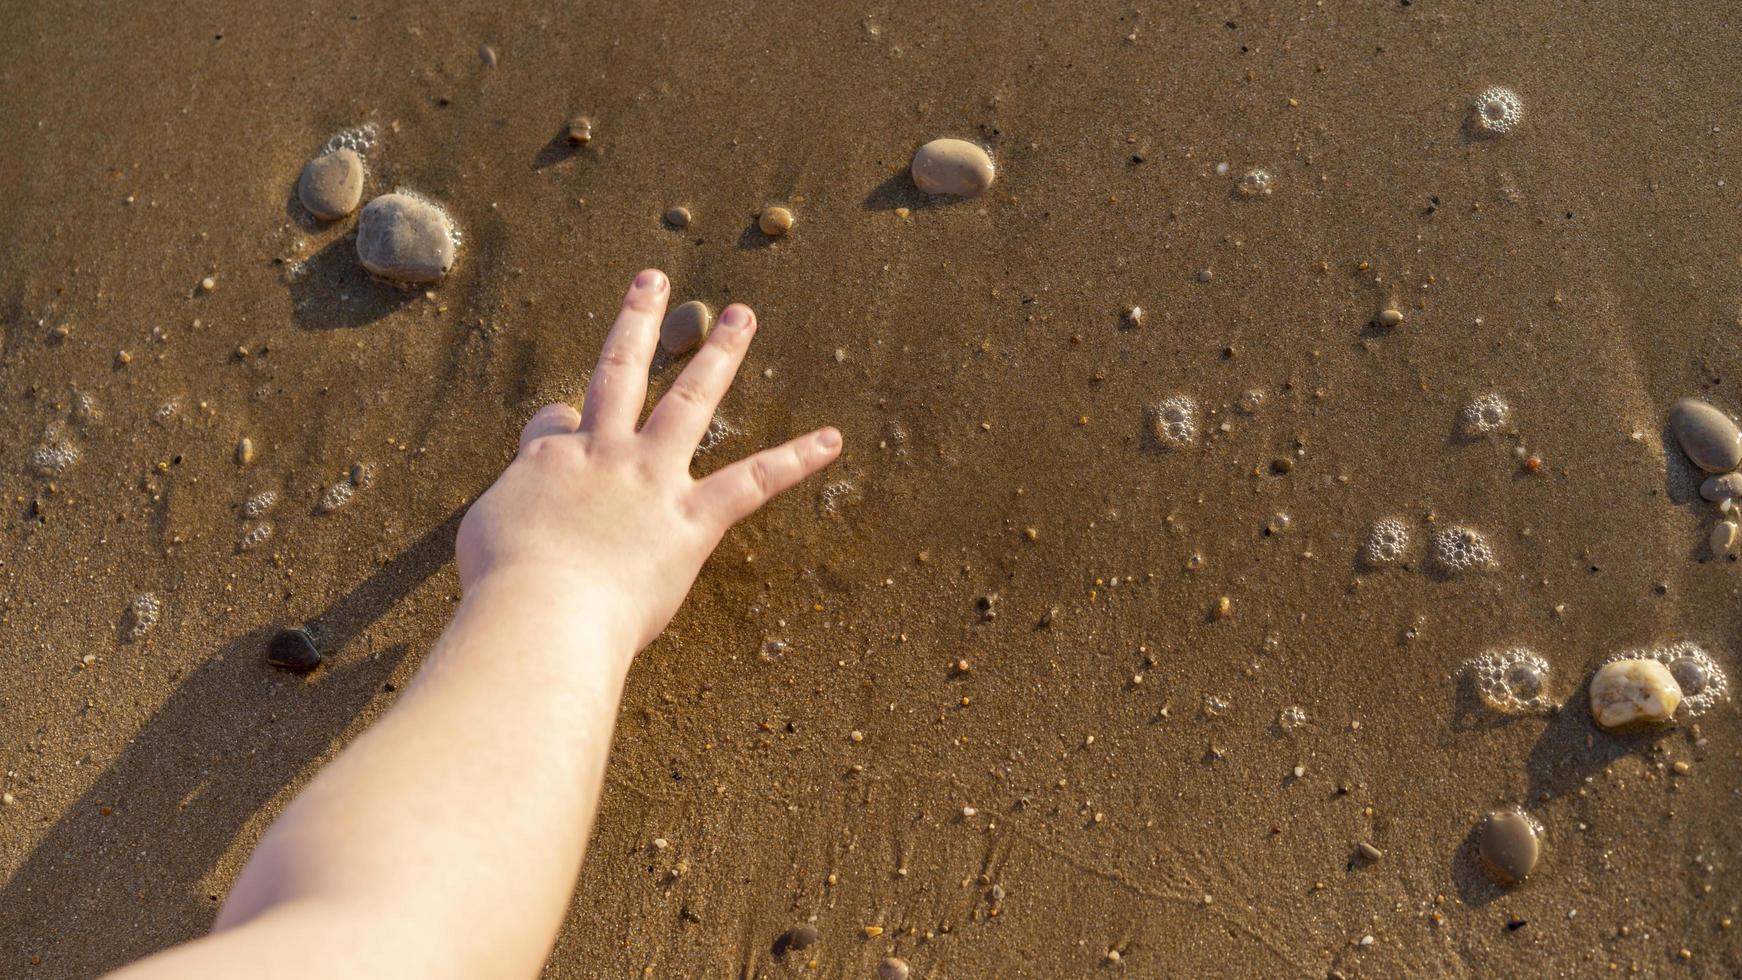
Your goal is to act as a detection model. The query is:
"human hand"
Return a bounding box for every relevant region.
[454,268,842,650]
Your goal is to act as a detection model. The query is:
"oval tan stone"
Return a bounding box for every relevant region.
[911,138,995,197]
[1700,471,1742,502]
[660,300,713,355]
[758,206,793,237]
[1589,658,1681,729]
[1476,809,1540,886]
[297,149,364,221]
[1669,397,1742,473]
[356,193,456,284]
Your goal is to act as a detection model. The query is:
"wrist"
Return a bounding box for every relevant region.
[458,564,643,664]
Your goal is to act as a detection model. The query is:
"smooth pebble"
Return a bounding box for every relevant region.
[267,628,322,673]
[910,138,996,197]
[1589,658,1681,729]
[1476,809,1540,885]
[664,206,691,228]
[1669,397,1742,473]
[877,957,911,980]
[1699,471,1742,502]
[297,149,365,221]
[356,193,456,284]
[758,206,794,237]
[773,924,818,957]
[1711,520,1737,555]
[565,116,593,145]
[660,300,714,356]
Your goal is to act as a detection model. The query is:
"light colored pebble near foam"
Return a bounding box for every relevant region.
[660,301,713,355]
[1669,397,1742,473]
[1711,520,1738,555]
[910,138,996,197]
[1700,472,1742,502]
[1589,658,1681,729]
[356,193,456,284]
[297,149,364,221]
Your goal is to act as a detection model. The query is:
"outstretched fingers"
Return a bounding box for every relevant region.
[579,269,668,435]
[641,303,756,456]
[692,427,843,529]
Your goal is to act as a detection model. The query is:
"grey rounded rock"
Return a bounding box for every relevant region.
[773,924,817,957]
[911,138,995,197]
[878,957,911,980]
[664,206,691,228]
[297,149,364,221]
[1476,808,1540,886]
[1699,471,1742,502]
[1669,397,1742,473]
[356,193,456,284]
[660,300,713,356]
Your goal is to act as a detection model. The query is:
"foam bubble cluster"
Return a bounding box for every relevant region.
[1236,168,1273,198]
[1363,518,1410,565]
[324,123,379,156]
[1468,648,1551,714]
[1460,393,1509,434]
[1431,526,1495,573]
[1148,395,1198,448]
[1471,87,1524,135]
[240,523,275,551]
[29,442,80,476]
[820,480,855,514]
[124,593,161,642]
[317,480,355,514]
[1277,705,1307,731]
[242,490,280,520]
[694,413,738,457]
[1625,642,1730,716]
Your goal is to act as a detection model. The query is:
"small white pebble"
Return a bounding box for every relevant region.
[962,806,978,818]
[652,838,669,850]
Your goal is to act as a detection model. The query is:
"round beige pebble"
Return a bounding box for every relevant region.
[758,206,793,237]
[1589,658,1681,729]
[911,138,995,197]
[660,300,713,356]
[1476,809,1541,886]
[664,206,691,228]
[1711,520,1738,556]
[1700,471,1742,502]
[1669,397,1742,473]
[356,193,456,284]
[297,149,365,221]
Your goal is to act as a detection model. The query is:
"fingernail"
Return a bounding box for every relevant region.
[817,428,842,450]
[720,305,751,330]
[634,269,665,291]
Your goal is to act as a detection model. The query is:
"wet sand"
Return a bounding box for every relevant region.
[2,1,1739,976]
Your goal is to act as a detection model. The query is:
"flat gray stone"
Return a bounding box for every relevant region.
[1477,809,1540,886]
[660,300,713,355]
[297,149,364,221]
[1670,397,1742,473]
[356,193,456,284]
[911,138,995,197]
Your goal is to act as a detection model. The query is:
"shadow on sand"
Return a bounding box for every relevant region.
[287,235,418,331]
[0,509,463,975]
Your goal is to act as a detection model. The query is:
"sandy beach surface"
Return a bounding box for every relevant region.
[2,1,1739,976]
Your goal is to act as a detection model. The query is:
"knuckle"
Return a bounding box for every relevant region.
[595,346,636,372]
[748,456,776,498]
[668,378,713,409]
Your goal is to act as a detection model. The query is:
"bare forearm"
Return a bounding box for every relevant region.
[115,572,636,979]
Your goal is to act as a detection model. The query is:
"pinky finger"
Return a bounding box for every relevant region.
[694,427,842,528]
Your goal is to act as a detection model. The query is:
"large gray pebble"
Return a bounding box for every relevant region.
[1670,397,1742,473]
[911,138,995,197]
[297,149,364,220]
[356,193,456,284]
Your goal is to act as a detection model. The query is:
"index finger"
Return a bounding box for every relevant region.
[579,269,668,435]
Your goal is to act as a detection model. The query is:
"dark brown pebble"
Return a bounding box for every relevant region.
[773,924,818,957]
[565,117,593,145]
[267,628,322,673]
[1271,457,1294,474]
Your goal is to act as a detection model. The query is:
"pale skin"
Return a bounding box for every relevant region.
[110,269,841,979]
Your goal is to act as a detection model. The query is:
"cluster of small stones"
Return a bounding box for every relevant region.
[1668,398,1742,558]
